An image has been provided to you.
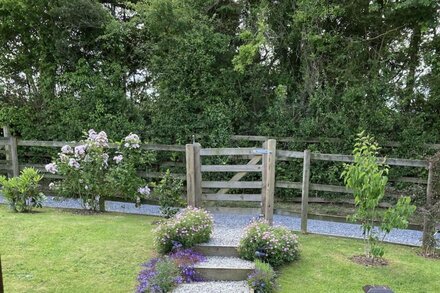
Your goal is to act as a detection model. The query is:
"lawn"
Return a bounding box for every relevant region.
[1,206,438,293]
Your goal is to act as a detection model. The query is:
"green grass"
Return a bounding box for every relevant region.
[0,205,158,292]
[1,206,438,293]
[279,234,440,293]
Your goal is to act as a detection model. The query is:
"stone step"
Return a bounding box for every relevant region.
[194,243,239,257]
[173,281,253,293]
[194,256,255,281]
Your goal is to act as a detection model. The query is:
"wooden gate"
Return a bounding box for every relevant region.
[185,140,276,223]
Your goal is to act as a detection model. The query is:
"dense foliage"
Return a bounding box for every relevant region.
[154,207,213,254]
[238,219,300,267]
[0,167,45,212]
[1,0,439,203]
[342,133,416,259]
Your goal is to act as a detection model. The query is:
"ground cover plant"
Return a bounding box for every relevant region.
[1,206,438,292]
[342,133,416,262]
[238,219,300,267]
[136,249,206,293]
[154,207,213,254]
[0,167,45,212]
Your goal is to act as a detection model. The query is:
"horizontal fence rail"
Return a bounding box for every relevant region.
[231,134,440,150]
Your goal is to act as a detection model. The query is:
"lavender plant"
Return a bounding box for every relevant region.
[247,260,278,293]
[136,248,205,293]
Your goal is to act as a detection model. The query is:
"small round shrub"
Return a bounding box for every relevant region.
[247,260,278,293]
[154,207,213,254]
[238,220,299,267]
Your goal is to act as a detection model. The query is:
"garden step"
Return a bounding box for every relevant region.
[194,256,255,281]
[194,243,239,257]
[173,281,252,293]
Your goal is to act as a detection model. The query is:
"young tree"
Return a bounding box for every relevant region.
[342,132,416,260]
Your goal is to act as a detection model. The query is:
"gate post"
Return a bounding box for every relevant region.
[262,139,276,225]
[2,126,19,178]
[185,143,202,207]
[301,149,311,233]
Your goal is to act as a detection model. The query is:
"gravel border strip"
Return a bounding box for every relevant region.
[173,281,251,293]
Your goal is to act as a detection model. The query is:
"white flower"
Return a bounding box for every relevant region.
[48,182,55,190]
[61,145,73,154]
[113,155,123,164]
[74,145,87,158]
[85,185,89,190]
[45,163,58,174]
[124,133,141,149]
[88,129,97,140]
[94,131,108,147]
[68,158,80,169]
[138,186,151,196]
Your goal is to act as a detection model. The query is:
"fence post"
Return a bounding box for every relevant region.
[422,161,434,249]
[185,143,202,207]
[2,126,19,178]
[301,149,311,233]
[262,139,276,225]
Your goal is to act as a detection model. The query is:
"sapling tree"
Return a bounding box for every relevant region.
[342,132,416,259]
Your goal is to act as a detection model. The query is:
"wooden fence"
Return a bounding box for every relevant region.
[184,140,433,233]
[0,126,186,181]
[0,127,434,233]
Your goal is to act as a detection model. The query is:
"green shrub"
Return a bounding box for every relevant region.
[247,260,278,293]
[154,207,213,254]
[0,167,45,212]
[152,169,186,218]
[238,220,299,267]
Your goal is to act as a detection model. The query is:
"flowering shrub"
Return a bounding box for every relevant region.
[247,260,278,293]
[154,207,213,254]
[238,220,299,267]
[45,129,154,211]
[137,248,205,293]
[0,167,46,212]
[151,169,186,218]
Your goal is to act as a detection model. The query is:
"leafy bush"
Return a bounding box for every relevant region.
[154,207,213,254]
[247,260,278,293]
[152,169,186,218]
[46,129,154,211]
[137,248,205,293]
[0,167,45,212]
[238,220,299,267]
[342,132,416,259]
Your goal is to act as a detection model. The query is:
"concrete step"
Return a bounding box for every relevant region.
[194,243,239,257]
[173,281,253,293]
[194,256,255,281]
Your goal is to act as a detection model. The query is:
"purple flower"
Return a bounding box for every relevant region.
[138,186,151,196]
[113,154,123,164]
[45,163,58,174]
[95,131,108,147]
[87,129,97,140]
[102,153,109,168]
[68,158,80,169]
[74,145,87,158]
[61,145,73,154]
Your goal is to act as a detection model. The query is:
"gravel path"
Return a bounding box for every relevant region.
[1,195,435,247]
[194,257,254,269]
[173,281,250,293]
